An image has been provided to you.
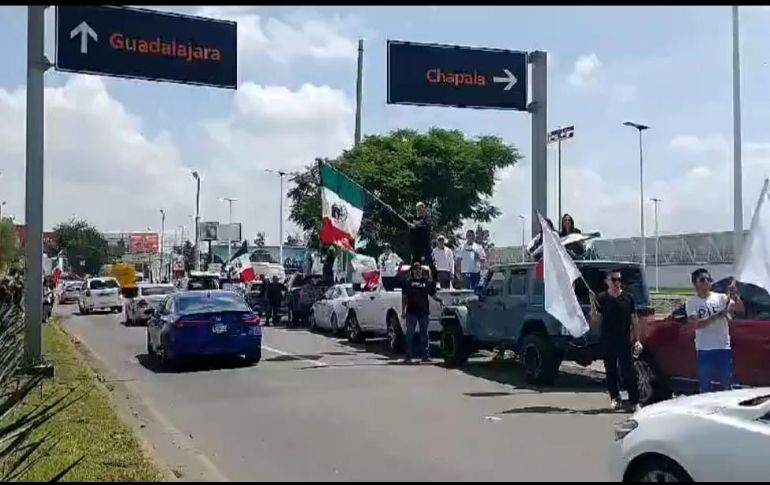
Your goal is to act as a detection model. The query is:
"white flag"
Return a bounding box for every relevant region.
[538,213,590,338]
[735,178,770,290]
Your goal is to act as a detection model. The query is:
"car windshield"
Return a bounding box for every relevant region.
[141,286,175,296]
[90,279,119,290]
[187,277,220,290]
[176,292,250,315]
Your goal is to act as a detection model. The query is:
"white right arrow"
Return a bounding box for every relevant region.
[70,21,98,54]
[493,69,518,91]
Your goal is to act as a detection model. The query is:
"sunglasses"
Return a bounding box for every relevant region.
[697,276,713,283]
[610,277,622,283]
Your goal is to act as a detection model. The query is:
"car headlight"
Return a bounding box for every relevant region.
[614,418,638,441]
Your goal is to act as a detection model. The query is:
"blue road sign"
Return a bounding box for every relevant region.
[387,40,528,111]
[56,6,237,89]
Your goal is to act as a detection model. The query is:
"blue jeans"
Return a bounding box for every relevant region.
[406,313,430,360]
[697,349,734,393]
[462,273,481,292]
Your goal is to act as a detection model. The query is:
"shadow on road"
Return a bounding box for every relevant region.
[499,405,622,416]
[263,354,324,363]
[136,353,255,374]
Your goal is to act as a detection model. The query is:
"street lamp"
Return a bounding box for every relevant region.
[732,5,744,260]
[650,197,662,292]
[265,169,299,265]
[547,125,575,219]
[0,201,6,219]
[191,171,201,271]
[219,197,237,263]
[518,215,527,262]
[159,209,166,281]
[623,121,650,268]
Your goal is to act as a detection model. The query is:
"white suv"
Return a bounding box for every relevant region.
[79,277,122,314]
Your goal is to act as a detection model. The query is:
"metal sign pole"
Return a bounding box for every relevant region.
[24,5,50,366]
[529,51,548,236]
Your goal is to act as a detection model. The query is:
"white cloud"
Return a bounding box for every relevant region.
[568,53,601,86]
[669,134,729,153]
[0,76,193,233]
[195,7,357,63]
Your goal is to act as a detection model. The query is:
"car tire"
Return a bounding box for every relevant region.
[625,455,692,483]
[634,354,673,406]
[330,314,343,337]
[347,313,365,344]
[113,306,122,314]
[245,349,261,365]
[520,332,561,386]
[386,313,405,354]
[440,323,470,367]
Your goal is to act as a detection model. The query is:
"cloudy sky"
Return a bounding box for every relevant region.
[2,5,770,247]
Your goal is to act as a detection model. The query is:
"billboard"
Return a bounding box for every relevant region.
[15,226,59,254]
[199,221,219,241]
[218,222,242,242]
[128,232,159,254]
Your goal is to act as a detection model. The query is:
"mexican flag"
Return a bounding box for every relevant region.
[319,163,364,251]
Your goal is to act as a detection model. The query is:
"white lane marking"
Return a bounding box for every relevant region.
[261,345,328,367]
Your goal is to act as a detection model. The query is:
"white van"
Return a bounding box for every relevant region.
[79,277,122,314]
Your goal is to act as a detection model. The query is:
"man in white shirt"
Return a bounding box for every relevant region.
[377,244,402,291]
[685,268,744,393]
[459,229,486,291]
[431,235,454,289]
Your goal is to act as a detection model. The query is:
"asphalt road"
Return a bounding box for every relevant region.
[57,305,627,482]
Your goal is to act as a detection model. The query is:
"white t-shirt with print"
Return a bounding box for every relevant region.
[685,292,731,351]
[460,243,486,274]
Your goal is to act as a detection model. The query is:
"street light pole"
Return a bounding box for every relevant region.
[265,169,298,265]
[732,5,744,260]
[159,209,166,281]
[548,126,575,221]
[192,171,201,271]
[623,121,650,268]
[0,201,5,219]
[650,197,662,292]
[219,197,237,263]
[518,215,527,262]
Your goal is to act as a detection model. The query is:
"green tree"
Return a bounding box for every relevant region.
[179,241,195,272]
[0,217,21,272]
[107,238,127,263]
[53,219,109,276]
[254,232,266,247]
[288,128,520,258]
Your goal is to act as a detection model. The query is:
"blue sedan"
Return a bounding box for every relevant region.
[146,290,262,369]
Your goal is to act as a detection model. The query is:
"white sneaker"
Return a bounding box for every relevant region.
[610,399,622,411]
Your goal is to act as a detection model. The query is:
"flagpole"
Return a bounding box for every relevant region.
[536,212,595,299]
[319,161,412,227]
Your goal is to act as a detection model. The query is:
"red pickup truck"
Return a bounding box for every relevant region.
[636,278,770,404]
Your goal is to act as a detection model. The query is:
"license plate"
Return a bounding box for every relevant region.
[212,323,227,334]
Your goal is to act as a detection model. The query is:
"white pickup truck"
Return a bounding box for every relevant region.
[343,276,476,353]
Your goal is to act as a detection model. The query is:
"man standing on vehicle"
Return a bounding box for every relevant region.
[432,235,454,289]
[409,202,433,271]
[266,275,286,326]
[401,259,436,364]
[377,243,403,291]
[459,230,486,291]
[590,269,643,411]
[685,269,744,394]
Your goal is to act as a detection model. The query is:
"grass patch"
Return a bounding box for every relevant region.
[7,323,166,482]
[650,287,694,296]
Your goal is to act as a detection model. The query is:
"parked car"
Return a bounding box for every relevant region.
[343,266,476,353]
[636,277,770,405]
[438,261,652,386]
[285,273,331,326]
[309,283,356,336]
[79,277,123,314]
[125,283,176,326]
[146,290,262,369]
[611,387,770,482]
[59,281,83,304]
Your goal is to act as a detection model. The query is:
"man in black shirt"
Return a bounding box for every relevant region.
[266,275,286,326]
[401,259,436,364]
[409,202,433,270]
[590,269,642,411]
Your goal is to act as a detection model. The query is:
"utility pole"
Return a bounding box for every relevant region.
[159,209,166,281]
[355,39,364,147]
[219,197,237,263]
[623,121,650,268]
[192,171,201,271]
[529,51,548,236]
[548,126,575,220]
[24,5,51,367]
[732,5,744,260]
[650,197,662,292]
[518,215,527,262]
[265,169,297,265]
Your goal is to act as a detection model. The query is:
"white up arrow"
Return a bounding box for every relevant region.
[70,21,98,54]
[492,69,517,91]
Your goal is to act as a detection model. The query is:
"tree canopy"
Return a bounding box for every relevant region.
[53,220,108,276]
[288,128,521,258]
[0,217,20,272]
